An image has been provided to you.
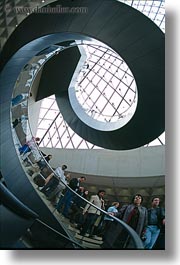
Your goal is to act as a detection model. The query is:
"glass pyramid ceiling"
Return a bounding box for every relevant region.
[36,0,165,149]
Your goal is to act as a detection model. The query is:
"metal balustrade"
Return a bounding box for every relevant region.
[9,44,144,249]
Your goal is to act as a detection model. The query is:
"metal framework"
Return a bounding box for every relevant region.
[0,0,165,149]
[37,0,165,149]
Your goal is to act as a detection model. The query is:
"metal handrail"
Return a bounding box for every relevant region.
[0,182,84,249]
[35,219,84,249]
[10,43,144,249]
[0,182,38,220]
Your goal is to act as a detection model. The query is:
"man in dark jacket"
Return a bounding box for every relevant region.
[143,197,165,249]
[101,194,148,249]
[56,176,86,218]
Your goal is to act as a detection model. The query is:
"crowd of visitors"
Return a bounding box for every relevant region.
[17,137,165,249]
[10,63,165,250]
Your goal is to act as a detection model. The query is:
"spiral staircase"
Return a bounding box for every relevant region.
[0,0,164,249]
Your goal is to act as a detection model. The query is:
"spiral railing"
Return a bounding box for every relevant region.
[9,43,144,249]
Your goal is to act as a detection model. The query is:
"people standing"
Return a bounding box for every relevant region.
[56,176,86,218]
[19,137,41,163]
[40,165,67,198]
[69,187,89,226]
[103,202,120,232]
[102,194,148,249]
[143,197,165,249]
[79,190,106,238]
[11,92,32,107]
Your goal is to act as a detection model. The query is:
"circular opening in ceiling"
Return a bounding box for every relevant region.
[69,41,138,131]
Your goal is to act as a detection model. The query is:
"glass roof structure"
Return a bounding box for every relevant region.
[36,0,165,149]
[120,0,165,33]
[73,44,137,125]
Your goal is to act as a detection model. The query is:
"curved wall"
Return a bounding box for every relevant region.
[0,0,165,150]
[40,146,165,178]
[0,36,81,246]
[0,0,165,242]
